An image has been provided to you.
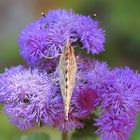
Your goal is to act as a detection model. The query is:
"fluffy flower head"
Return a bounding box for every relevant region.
[18,9,105,65]
[0,66,62,129]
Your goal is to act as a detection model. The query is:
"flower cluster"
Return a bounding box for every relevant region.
[0,66,63,129]
[94,67,140,140]
[18,9,105,65]
[0,57,100,131]
[0,9,140,140]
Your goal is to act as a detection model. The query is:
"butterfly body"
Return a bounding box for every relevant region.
[58,40,77,120]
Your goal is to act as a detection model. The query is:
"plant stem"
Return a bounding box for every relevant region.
[62,131,69,140]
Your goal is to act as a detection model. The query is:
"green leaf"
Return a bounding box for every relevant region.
[71,114,99,140]
[19,133,50,140]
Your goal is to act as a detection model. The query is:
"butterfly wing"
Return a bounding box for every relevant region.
[58,39,77,120]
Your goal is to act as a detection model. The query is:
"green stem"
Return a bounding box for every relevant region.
[62,131,69,140]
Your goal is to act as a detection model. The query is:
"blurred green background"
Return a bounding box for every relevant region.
[0,0,140,140]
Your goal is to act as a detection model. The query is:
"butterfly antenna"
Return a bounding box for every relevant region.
[41,12,46,18]
[93,13,96,17]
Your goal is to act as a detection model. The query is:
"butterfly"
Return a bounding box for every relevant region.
[57,39,77,120]
[40,36,77,120]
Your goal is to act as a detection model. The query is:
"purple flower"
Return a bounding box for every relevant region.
[96,112,136,140]
[1,55,140,140]
[94,67,140,140]
[1,59,98,131]
[0,65,25,103]
[99,67,140,117]
[18,22,49,65]
[75,15,105,54]
[0,66,63,129]
[76,88,99,113]
[4,103,34,130]
[18,9,105,65]
[76,58,140,139]
[76,56,109,90]
[45,9,105,54]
